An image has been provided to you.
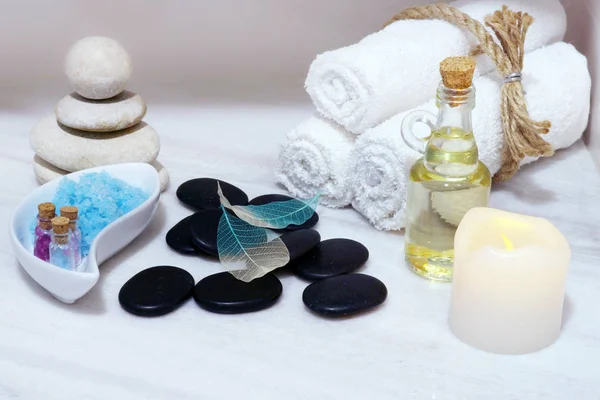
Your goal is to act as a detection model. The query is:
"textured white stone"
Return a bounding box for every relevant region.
[30,114,159,172]
[32,155,68,185]
[151,160,170,192]
[55,91,146,132]
[33,155,169,192]
[65,36,132,100]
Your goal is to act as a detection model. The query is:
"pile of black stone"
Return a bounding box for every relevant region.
[119,178,387,318]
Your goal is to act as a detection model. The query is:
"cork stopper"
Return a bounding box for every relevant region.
[60,206,78,221]
[440,56,476,89]
[52,216,70,244]
[38,202,56,220]
[52,216,70,234]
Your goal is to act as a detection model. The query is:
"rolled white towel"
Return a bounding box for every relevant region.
[306,0,566,134]
[351,42,591,230]
[275,116,355,208]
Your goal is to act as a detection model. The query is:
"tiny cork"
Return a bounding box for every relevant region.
[38,202,56,220]
[440,56,476,89]
[51,216,70,235]
[60,206,78,221]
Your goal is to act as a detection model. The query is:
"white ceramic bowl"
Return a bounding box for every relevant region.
[10,163,161,304]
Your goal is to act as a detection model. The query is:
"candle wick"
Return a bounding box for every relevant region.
[501,233,514,251]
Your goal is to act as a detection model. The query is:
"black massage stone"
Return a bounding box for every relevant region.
[302,273,387,317]
[188,209,224,257]
[166,215,198,254]
[193,272,282,314]
[279,229,321,263]
[291,238,369,280]
[119,266,195,317]
[177,178,248,211]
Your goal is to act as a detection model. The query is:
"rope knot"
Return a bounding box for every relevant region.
[383,4,554,182]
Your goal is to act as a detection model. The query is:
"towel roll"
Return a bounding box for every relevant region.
[351,42,591,230]
[275,116,355,208]
[306,0,566,134]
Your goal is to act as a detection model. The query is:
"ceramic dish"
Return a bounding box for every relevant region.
[10,163,161,303]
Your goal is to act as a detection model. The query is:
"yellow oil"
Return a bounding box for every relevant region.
[404,127,491,282]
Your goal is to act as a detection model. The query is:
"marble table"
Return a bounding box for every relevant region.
[1,102,599,400]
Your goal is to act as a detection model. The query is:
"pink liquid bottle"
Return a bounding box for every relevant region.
[60,206,82,268]
[34,202,56,262]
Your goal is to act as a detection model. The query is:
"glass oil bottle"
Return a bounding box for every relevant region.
[34,202,56,262]
[60,206,82,267]
[49,216,76,271]
[401,56,491,282]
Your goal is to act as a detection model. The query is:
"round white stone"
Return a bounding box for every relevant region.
[55,91,146,132]
[30,114,160,172]
[32,155,68,185]
[151,160,170,192]
[33,156,169,192]
[65,36,132,100]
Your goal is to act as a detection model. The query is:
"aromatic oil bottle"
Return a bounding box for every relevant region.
[34,202,56,262]
[60,206,82,267]
[49,216,76,271]
[401,57,491,281]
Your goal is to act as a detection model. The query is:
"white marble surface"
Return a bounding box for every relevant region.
[1,103,600,400]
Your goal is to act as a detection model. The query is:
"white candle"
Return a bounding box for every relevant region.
[449,207,571,354]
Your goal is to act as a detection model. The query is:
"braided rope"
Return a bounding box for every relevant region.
[383,4,553,181]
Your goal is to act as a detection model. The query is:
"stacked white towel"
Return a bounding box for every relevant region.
[275,117,355,207]
[305,0,566,134]
[275,0,585,223]
[350,42,591,230]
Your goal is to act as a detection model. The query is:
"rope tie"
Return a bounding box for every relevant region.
[504,72,522,84]
[383,4,553,181]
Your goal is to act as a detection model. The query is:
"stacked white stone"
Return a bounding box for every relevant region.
[30,36,169,191]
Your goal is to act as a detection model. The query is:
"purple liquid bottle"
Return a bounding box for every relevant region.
[34,202,55,262]
[60,206,82,268]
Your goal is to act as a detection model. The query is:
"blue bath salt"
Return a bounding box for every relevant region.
[41,171,150,257]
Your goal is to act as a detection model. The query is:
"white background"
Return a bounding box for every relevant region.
[561,0,600,167]
[0,2,599,399]
[0,0,595,166]
[0,0,431,105]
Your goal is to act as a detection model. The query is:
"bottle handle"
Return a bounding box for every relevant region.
[401,110,437,155]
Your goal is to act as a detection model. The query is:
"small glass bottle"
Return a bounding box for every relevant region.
[33,202,56,262]
[401,56,491,282]
[49,216,76,271]
[60,206,82,267]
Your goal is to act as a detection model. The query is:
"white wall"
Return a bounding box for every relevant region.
[562,0,599,167]
[1,0,596,168]
[0,0,431,105]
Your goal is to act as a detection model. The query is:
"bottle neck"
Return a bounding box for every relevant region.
[52,233,69,246]
[435,84,474,131]
[37,215,52,231]
[424,84,478,176]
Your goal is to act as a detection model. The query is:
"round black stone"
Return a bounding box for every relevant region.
[119,266,195,317]
[302,273,387,317]
[279,229,321,263]
[193,272,282,314]
[248,194,319,231]
[188,209,223,256]
[166,215,198,254]
[177,178,248,211]
[291,238,369,280]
